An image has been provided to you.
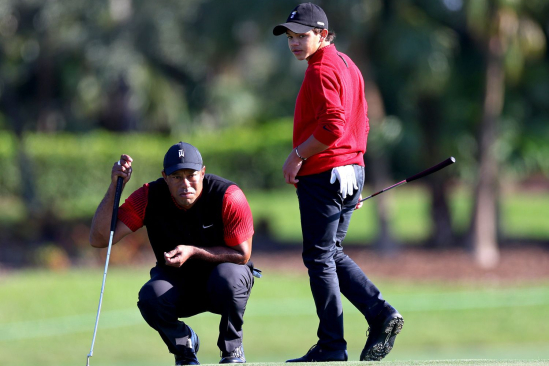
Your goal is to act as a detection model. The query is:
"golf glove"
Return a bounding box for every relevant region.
[330,165,358,199]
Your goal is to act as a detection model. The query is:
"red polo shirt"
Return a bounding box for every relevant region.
[118,184,254,247]
[294,44,369,176]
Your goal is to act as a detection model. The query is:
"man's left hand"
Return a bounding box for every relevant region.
[355,194,363,210]
[164,245,194,267]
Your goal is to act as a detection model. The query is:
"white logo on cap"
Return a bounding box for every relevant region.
[179,149,184,158]
[317,21,325,26]
[290,11,296,18]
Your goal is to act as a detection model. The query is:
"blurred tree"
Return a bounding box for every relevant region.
[377,0,460,249]
[464,0,547,268]
[466,0,506,268]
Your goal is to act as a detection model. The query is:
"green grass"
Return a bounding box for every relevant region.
[250,362,549,366]
[250,363,549,366]
[246,186,549,244]
[1,268,549,366]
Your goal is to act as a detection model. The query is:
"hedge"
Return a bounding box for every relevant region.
[0,119,293,220]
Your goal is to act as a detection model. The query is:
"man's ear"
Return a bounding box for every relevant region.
[162,170,167,181]
[320,29,328,41]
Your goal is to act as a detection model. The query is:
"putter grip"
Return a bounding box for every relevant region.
[406,157,456,183]
[110,177,124,232]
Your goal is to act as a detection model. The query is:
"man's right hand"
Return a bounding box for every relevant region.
[90,154,134,248]
[164,245,195,267]
[113,154,133,185]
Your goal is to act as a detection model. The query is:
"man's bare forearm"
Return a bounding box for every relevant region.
[89,183,118,247]
[191,245,249,264]
[164,240,252,267]
[90,155,133,248]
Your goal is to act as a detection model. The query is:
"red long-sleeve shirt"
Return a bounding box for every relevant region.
[118,183,254,247]
[294,44,369,176]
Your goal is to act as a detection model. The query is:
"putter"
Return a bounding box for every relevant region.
[86,176,124,366]
[359,157,456,203]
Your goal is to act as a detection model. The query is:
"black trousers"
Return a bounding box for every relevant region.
[137,262,254,356]
[296,165,387,351]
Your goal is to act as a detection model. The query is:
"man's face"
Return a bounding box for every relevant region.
[286,29,322,61]
[162,167,206,209]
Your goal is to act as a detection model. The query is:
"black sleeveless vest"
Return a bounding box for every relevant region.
[144,174,235,268]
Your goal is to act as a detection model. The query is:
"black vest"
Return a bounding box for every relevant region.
[144,174,235,268]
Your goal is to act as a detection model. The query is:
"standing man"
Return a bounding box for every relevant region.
[273,3,403,362]
[90,142,256,365]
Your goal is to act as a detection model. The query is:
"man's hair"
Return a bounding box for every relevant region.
[313,28,336,43]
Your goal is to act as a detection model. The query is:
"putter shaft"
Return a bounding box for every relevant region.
[86,177,123,365]
[87,230,115,360]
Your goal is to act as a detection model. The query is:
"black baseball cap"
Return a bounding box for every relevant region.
[273,3,328,36]
[163,142,203,175]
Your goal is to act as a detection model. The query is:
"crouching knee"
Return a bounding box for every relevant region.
[209,263,252,299]
[137,280,175,325]
[137,291,161,324]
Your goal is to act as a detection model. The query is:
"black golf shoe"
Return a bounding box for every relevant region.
[219,344,246,364]
[175,326,200,365]
[360,305,404,361]
[286,344,348,363]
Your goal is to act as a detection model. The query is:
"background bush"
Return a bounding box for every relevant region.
[0,119,293,221]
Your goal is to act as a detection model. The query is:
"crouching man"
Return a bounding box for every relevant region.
[90,142,256,365]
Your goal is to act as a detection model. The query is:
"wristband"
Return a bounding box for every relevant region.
[295,147,307,161]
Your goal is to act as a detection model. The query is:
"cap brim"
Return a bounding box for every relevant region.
[273,22,315,36]
[165,163,203,176]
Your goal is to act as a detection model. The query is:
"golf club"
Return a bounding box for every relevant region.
[359,157,456,203]
[86,176,124,366]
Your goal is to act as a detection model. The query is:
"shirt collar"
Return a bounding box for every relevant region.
[308,43,335,65]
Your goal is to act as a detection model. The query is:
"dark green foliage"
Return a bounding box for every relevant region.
[0,120,292,219]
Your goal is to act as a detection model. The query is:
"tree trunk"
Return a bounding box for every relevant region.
[100,75,136,131]
[364,79,398,254]
[470,20,505,269]
[1,88,41,219]
[417,97,454,248]
[37,34,56,132]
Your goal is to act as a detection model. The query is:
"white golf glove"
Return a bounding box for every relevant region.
[330,165,358,199]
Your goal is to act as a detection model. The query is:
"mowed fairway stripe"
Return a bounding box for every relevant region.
[388,287,549,312]
[244,362,549,366]
[0,309,143,341]
[1,287,548,341]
